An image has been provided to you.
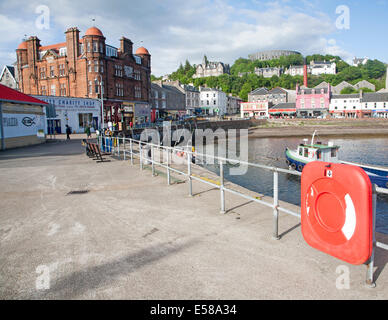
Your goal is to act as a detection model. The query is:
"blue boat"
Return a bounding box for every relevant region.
[285,131,388,189]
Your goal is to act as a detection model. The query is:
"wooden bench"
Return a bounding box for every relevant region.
[90,143,111,163]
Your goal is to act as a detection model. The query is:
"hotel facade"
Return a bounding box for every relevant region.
[16,26,151,128]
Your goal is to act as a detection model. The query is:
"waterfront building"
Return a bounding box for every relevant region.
[199,87,227,115]
[0,84,47,150]
[295,84,331,118]
[240,101,269,119]
[15,26,151,127]
[360,92,388,118]
[269,102,296,118]
[151,81,186,120]
[0,65,18,90]
[31,95,101,134]
[162,80,200,115]
[248,50,301,61]
[329,94,362,118]
[193,56,230,78]
[248,87,294,105]
[226,94,242,115]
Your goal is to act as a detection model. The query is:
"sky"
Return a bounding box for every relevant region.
[0,0,387,77]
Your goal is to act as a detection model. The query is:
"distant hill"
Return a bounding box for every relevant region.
[152,54,387,101]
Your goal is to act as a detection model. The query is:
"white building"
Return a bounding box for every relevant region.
[361,92,388,118]
[310,60,336,75]
[32,95,101,134]
[199,87,227,115]
[329,94,362,118]
[0,65,18,90]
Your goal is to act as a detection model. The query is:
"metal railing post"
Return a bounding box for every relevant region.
[273,170,280,240]
[366,184,377,288]
[130,139,133,165]
[167,149,171,185]
[151,145,155,176]
[220,161,226,214]
[123,137,126,161]
[187,150,192,196]
[139,142,143,170]
[117,137,120,159]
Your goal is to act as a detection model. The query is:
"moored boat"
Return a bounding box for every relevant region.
[285,131,388,189]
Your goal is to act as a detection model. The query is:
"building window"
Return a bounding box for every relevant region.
[116,83,124,97]
[59,47,67,56]
[99,43,104,53]
[93,41,98,53]
[60,83,66,96]
[134,70,141,80]
[88,81,93,94]
[59,64,65,76]
[41,86,46,95]
[87,41,91,52]
[50,66,55,78]
[100,64,104,73]
[79,113,92,128]
[134,86,141,98]
[94,60,99,72]
[95,79,100,94]
[115,65,123,77]
[50,85,56,96]
[40,67,46,79]
[88,60,92,73]
[80,44,84,54]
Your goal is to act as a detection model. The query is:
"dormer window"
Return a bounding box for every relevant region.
[59,47,67,56]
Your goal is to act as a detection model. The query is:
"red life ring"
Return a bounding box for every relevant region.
[301,162,373,265]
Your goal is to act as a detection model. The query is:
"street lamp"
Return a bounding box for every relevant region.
[99,74,105,131]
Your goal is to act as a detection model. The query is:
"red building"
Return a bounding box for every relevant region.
[16,26,151,127]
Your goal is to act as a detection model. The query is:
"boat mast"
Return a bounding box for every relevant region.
[311,130,317,145]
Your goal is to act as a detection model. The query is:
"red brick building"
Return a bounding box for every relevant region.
[16,26,151,126]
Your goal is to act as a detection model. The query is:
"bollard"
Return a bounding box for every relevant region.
[187,150,192,196]
[220,161,226,214]
[273,170,280,240]
[366,184,377,288]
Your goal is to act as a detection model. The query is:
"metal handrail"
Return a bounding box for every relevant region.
[98,135,388,287]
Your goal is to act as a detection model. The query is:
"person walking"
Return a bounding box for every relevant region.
[66,125,71,140]
[85,125,91,139]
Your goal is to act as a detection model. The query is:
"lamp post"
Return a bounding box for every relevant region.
[99,74,105,131]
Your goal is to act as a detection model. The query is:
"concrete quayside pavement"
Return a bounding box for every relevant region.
[0,137,388,299]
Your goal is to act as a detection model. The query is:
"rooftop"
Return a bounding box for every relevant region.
[0,83,47,105]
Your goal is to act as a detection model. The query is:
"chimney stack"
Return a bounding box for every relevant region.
[303,58,308,88]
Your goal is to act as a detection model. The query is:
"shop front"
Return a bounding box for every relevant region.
[33,95,101,134]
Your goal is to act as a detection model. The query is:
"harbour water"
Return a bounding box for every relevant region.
[201,135,388,234]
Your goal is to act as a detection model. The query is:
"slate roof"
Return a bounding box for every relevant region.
[331,94,360,99]
[361,92,388,103]
[249,87,268,95]
[270,102,296,110]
